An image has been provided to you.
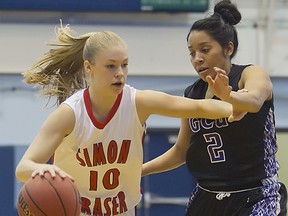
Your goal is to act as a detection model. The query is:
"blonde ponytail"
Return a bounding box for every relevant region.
[23,22,127,106]
[23,23,90,106]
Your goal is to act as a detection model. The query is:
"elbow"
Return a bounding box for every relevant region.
[15,164,24,183]
[248,108,260,113]
[241,92,270,113]
[15,161,28,183]
[246,99,265,113]
[250,106,262,113]
[248,86,272,113]
[15,166,22,182]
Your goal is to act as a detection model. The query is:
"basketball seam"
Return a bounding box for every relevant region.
[44,177,68,216]
[24,185,48,216]
[67,180,80,216]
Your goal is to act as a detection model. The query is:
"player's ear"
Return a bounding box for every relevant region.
[225,41,234,57]
[84,60,92,74]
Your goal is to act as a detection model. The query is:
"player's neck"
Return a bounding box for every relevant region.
[205,87,214,99]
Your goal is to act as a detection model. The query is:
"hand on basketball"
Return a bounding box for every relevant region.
[32,164,75,181]
[206,67,232,101]
[18,172,81,215]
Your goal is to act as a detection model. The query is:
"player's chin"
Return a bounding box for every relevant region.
[197,72,209,82]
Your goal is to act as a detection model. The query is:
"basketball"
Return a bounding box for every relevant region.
[17,172,81,216]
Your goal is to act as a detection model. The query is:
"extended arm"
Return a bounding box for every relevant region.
[136,90,233,125]
[142,118,191,176]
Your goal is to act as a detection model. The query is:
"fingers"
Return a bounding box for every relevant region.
[206,75,214,86]
[215,72,229,86]
[31,170,39,178]
[220,74,229,86]
[32,167,55,178]
[210,67,229,85]
[228,115,236,123]
[31,165,74,181]
[213,67,226,75]
[32,165,52,177]
[57,169,75,181]
[214,67,228,79]
[237,88,248,93]
[228,111,247,122]
[206,74,227,86]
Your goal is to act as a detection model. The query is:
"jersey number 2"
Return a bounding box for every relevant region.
[204,132,225,163]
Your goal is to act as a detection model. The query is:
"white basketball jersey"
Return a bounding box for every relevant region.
[53,85,145,216]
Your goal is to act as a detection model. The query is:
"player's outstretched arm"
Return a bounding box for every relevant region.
[135,89,243,126]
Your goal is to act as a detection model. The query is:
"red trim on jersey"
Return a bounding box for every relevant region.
[83,88,123,129]
[51,154,54,164]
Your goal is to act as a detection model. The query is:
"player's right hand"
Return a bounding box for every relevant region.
[31,164,75,181]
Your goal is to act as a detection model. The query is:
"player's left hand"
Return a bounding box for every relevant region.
[206,67,231,101]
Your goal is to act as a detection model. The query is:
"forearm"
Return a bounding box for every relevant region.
[197,99,232,119]
[15,159,40,183]
[142,145,186,177]
[226,91,266,113]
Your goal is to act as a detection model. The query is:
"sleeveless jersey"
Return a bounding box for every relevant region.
[184,64,279,191]
[53,84,145,216]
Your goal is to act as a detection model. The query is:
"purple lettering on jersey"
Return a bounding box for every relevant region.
[189,118,229,133]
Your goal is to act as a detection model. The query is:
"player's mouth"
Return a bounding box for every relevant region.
[112,82,124,88]
[197,67,209,74]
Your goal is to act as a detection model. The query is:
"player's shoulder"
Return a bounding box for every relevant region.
[55,103,75,119]
[242,64,269,77]
[232,63,252,71]
[62,89,85,105]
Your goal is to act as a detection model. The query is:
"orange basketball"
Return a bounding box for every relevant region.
[17,172,81,216]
